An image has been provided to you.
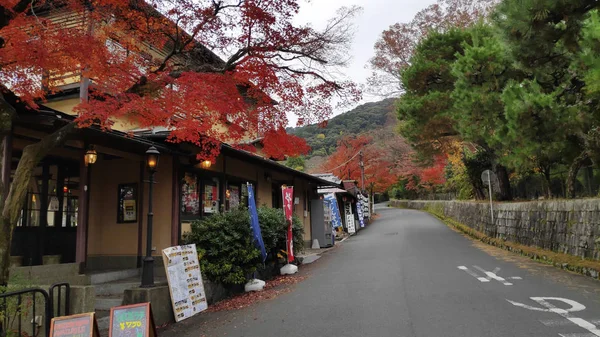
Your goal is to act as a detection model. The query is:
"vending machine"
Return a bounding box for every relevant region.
[310,199,333,248]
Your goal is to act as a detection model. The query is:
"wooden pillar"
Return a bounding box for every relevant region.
[137,161,145,267]
[76,148,89,273]
[221,156,227,212]
[55,164,65,227]
[1,131,12,204]
[171,157,180,246]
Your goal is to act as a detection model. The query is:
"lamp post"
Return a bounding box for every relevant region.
[141,146,160,287]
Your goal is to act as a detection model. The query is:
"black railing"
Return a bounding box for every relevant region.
[0,283,70,337]
[49,283,70,317]
[0,288,50,337]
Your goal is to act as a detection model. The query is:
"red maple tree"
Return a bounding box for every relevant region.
[319,134,412,194]
[0,0,361,284]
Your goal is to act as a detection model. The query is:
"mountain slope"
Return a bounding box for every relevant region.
[288,98,397,158]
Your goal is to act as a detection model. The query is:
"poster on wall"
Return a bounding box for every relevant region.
[344,203,356,234]
[117,184,138,223]
[162,244,208,322]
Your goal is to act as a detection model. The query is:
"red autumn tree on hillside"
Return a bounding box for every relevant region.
[367,0,498,97]
[319,134,411,194]
[0,0,361,284]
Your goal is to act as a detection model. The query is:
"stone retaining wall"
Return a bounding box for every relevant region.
[390,199,600,260]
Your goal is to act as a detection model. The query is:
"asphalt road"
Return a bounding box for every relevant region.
[167,206,600,337]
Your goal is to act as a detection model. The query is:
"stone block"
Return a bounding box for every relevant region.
[69,285,96,314]
[123,286,174,326]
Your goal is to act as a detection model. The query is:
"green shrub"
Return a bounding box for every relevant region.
[184,208,262,285]
[183,206,305,285]
[257,207,305,259]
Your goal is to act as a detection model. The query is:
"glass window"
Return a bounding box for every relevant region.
[227,184,241,210]
[181,172,200,217]
[202,178,220,215]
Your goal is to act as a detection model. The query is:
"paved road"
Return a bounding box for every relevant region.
[168,207,600,337]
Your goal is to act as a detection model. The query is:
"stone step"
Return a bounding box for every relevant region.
[95,295,123,311]
[95,281,139,296]
[90,269,140,285]
[96,310,110,331]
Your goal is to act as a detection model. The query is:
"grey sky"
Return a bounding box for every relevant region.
[292,0,438,124]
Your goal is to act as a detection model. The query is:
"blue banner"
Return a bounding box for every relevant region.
[247,184,267,262]
[357,200,365,228]
[324,193,342,228]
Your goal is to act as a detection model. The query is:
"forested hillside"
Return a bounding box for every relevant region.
[288,98,397,157]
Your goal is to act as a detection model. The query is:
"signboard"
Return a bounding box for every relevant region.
[50,313,99,337]
[344,203,356,235]
[162,244,208,322]
[109,303,156,337]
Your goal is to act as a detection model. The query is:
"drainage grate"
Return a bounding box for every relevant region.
[384,232,399,236]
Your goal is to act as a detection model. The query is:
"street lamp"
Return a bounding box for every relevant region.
[141,146,160,287]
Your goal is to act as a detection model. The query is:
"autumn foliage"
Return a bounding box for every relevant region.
[0,0,362,160]
[319,133,413,193]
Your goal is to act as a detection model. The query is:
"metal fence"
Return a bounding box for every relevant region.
[0,283,70,337]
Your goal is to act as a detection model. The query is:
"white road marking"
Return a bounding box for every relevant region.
[543,319,600,327]
[559,333,597,337]
[457,265,520,285]
[508,297,600,336]
[474,265,514,286]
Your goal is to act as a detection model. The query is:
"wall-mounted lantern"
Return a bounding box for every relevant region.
[200,160,212,169]
[84,146,97,166]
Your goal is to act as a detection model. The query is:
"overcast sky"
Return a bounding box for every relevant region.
[291,0,438,124]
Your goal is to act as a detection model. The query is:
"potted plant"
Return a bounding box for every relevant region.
[9,256,23,267]
[42,255,61,265]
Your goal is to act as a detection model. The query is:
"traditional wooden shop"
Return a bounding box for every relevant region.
[8,104,339,280]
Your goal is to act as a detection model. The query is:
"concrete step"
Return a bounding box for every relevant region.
[96,310,110,331]
[90,269,140,285]
[95,281,139,296]
[95,295,123,311]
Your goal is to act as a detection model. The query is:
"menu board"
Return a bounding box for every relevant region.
[162,244,208,322]
[50,313,99,337]
[109,303,155,337]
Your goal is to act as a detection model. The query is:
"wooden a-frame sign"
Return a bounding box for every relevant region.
[49,312,100,337]
[109,302,157,337]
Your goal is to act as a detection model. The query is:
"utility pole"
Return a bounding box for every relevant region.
[359,151,365,192]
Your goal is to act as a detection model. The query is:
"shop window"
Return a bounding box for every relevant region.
[227,184,241,210]
[202,177,220,215]
[181,172,200,219]
[17,162,79,227]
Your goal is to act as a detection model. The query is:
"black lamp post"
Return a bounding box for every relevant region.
[141,146,160,287]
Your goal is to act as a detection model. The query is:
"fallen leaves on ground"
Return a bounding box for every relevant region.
[206,274,308,312]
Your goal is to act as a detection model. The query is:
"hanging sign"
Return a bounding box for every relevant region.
[162,244,208,322]
[344,202,356,234]
[109,303,156,337]
[282,186,294,263]
[50,313,99,337]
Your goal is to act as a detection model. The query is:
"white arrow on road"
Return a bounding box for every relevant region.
[507,297,600,337]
